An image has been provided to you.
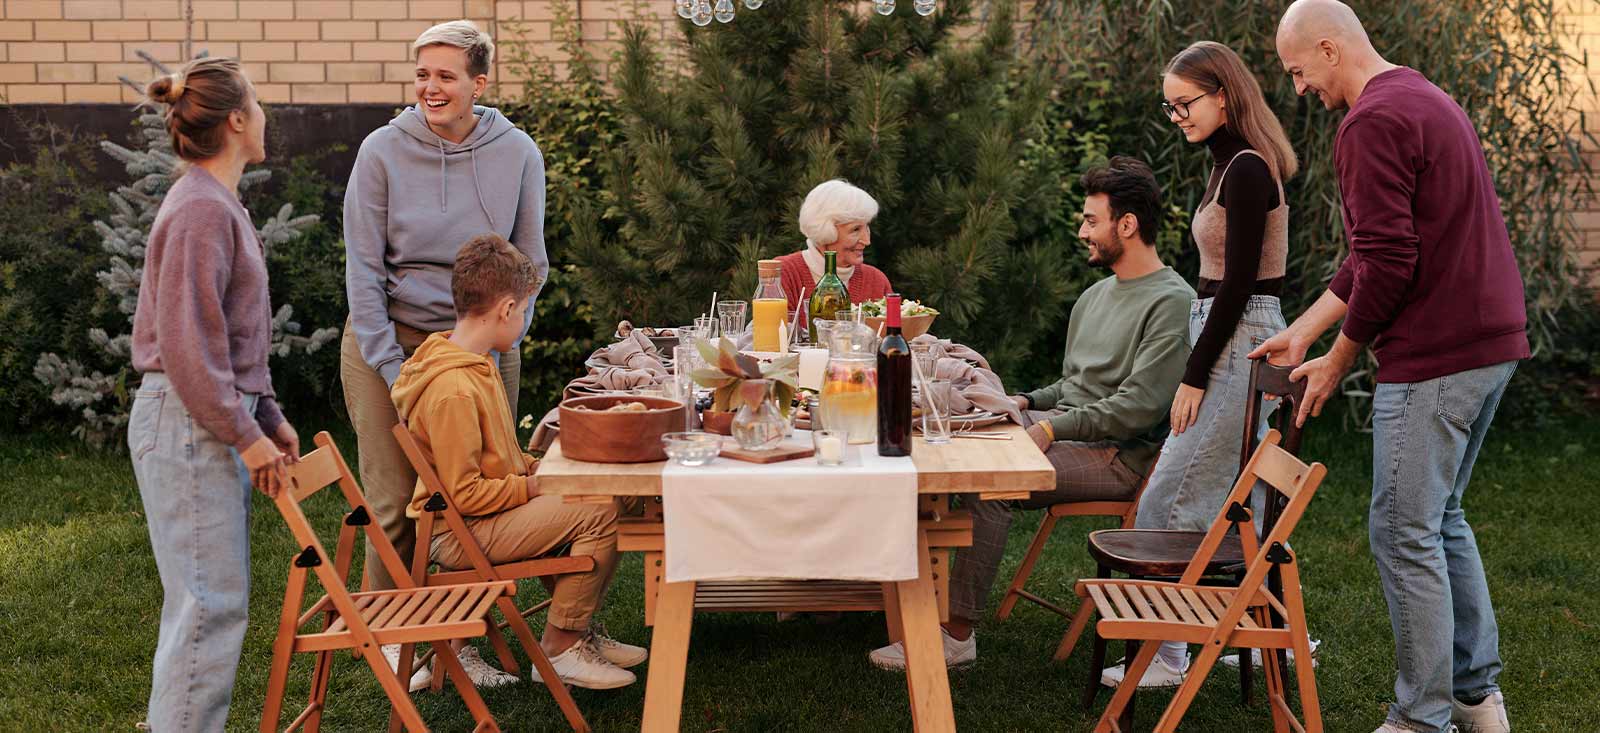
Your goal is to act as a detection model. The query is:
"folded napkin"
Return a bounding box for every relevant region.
[527,407,561,454]
[920,357,1023,425]
[564,366,663,399]
[588,330,667,375]
[910,333,992,371]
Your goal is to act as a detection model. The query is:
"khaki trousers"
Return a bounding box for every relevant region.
[340,319,521,590]
[430,496,620,631]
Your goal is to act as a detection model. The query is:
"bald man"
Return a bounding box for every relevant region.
[1252,2,1526,732]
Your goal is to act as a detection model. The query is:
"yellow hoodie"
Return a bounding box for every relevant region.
[391,332,535,521]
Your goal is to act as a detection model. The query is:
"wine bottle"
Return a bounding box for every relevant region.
[808,250,850,342]
[877,293,913,457]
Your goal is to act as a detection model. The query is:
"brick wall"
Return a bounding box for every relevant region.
[0,0,680,104]
[1564,0,1600,283]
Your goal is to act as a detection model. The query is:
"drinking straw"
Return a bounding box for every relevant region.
[709,291,718,322]
[790,288,808,339]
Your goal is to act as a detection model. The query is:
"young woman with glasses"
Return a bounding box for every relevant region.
[1100,41,1303,690]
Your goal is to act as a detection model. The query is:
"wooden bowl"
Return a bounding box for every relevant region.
[558,395,685,463]
[863,313,936,340]
[700,409,735,436]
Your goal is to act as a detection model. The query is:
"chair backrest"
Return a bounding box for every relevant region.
[390,422,510,584]
[1243,358,1308,465]
[1178,429,1326,589]
[275,431,416,593]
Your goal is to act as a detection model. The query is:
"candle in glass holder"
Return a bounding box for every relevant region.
[813,429,845,465]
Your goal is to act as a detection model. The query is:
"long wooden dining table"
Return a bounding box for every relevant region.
[537,423,1053,732]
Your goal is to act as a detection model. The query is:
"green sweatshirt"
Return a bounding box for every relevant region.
[1024,267,1194,476]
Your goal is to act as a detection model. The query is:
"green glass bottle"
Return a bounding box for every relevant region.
[808,250,850,342]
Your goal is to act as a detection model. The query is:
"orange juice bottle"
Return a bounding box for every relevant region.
[751,259,788,352]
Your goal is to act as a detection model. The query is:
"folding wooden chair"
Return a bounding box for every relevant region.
[993,479,1146,622]
[1062,360,1310,718]
[260,431,513,733]
[390,422,595,733]
[1056,429,1326,733]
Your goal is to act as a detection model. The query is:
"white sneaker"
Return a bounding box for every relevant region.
[381,643,434,692]
[1221,638,1322,669]
[1452,691,1509,733]
[868,628,977,671]
[586,623,648,669]
[1100,655,1187,689]
[453,645,519,689]
[1373,725,1458,733]
[549,638,637,690]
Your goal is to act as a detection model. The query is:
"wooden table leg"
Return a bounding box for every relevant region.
[641,580,696,733]
[895,530,957,733]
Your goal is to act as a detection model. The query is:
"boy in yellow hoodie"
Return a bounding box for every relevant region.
[391,233,644,690]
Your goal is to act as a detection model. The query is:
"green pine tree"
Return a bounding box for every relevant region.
[569,0,1080,379]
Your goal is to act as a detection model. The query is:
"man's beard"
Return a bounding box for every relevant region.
[1086,234,1125,269]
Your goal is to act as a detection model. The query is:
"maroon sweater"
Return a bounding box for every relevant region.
[776,250,894,327]
[1329,68,1529,383]
[132,166,285,451]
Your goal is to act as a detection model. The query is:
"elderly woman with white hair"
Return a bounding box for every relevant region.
[777,179,894,319]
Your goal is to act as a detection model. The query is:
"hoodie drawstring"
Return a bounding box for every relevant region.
[437,138,447,213]
[469,147,497,231]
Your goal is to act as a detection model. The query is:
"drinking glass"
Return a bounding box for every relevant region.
[673,345,701,431]
[717,300,748,339]
[694,314,718,340]
[919,378,953,444]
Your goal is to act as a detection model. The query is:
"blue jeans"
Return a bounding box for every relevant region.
[1137,295,1285,531]
[1371,360,1516,732]
[129,373,257,733]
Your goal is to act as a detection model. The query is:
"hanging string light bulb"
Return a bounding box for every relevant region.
[679,0,935,28]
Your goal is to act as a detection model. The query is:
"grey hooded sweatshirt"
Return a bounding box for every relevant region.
[344,104,547,385]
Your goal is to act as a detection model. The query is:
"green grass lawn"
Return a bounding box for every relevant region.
[2,415,1596,732]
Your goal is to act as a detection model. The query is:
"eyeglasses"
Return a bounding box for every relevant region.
[1161,91,1213,120]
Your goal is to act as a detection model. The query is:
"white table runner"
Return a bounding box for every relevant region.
[661,433,919,583]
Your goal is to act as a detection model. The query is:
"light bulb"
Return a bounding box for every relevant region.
[914,0,935,15]
[874,0,895,15]
[677,0,693,19]
[714,0,735,23]
[744,0,762,9]
[692,0,713,26]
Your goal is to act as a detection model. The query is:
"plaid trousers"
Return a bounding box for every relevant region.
[947,410,1143,622]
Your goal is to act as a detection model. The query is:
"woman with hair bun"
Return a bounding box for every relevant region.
[127,56,298,732]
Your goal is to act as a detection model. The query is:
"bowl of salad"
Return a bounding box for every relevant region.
[858,298,939,340]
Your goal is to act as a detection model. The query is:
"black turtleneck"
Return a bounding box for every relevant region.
[1183,126,1285,390]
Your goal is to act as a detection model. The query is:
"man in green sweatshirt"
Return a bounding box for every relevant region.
[871,156,1194,670]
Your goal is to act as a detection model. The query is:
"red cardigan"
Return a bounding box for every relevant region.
[776,251,894,327]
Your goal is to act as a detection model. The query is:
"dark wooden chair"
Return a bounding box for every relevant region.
[1060,359,1309,726]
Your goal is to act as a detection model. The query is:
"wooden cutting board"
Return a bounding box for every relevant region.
[719,439,815,464]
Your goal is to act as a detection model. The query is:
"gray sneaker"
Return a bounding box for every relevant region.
[1452,691,1509,733]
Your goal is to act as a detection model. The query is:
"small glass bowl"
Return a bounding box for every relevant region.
[661,431,722,466]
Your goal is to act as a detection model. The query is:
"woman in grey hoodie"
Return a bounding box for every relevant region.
[339,20,546,687]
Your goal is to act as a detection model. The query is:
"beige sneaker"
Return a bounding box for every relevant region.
[868,628,976,671]
[586,623,648,669]
[380,643,434,692]
[1452,691,1509,733]
[549,638,637,690]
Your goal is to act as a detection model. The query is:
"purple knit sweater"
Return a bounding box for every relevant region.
[131,166,285,451]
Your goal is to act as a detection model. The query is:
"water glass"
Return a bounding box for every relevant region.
[717,300,748,338]
[694,314,718,340]
[919,378,953,444]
